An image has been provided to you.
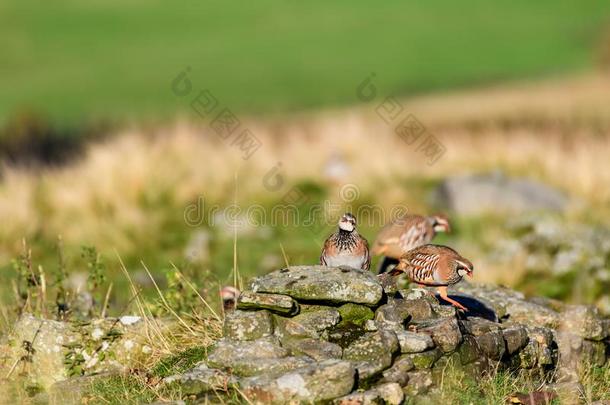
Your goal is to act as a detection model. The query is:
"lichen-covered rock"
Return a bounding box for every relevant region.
[230,356,315,377]
[407,348,443,369]
[78,315,166,374]
[418,317,462,353]
[343,330,399,380]
[238,359,356,404]
[395,330,435,353]
[275,308,340,339]
[333,388,383,405]
[429,301,458,319]
[334,382,404,405]
[343,330,399,363]
[223,310,273,341]
[294,309,341,332]
[393,296,435,323]
[206,337,288,370]
[1,313,164,389]
[516,327,556,369]
[250,266,383,305]
[2,313,79,388]
[403,370,433,396]
[329,324,369,349]
[457,283,560,328]
[373,382,405,404]
[352,359,395,381]
[517,339,540,369]
[581,340,607,368]
[502,325,529,355]
[379,356,414,386]
[560,305,608,341]
[460,317,501,336]
[237,291,299,315]
[458,335,484,365]
[163,363,236,395]
[374,302,410,330]
[475,330,506,361]
[283,338,343,361]
[556,332,607,375]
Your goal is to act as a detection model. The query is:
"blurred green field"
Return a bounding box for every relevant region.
[1,0,609,126]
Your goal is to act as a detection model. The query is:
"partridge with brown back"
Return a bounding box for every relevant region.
[320,212,371,270]
[372,213,450,273]
[389,244,473,311]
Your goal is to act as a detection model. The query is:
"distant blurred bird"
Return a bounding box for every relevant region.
[220,286,240,312]
[372,213,451,274]
[320,213,370,270]
[389,244,473,311]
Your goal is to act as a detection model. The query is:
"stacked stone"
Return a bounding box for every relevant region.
[164,266,610,404]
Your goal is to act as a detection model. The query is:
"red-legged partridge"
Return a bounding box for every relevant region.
[372,213,450,273]
[389,244,473,311]
[320,213,370,270]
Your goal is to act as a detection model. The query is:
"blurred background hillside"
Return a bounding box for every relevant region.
[1,0,610,319]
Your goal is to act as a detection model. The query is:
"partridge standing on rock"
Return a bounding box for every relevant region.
[389,244,473,311]
[372,213,451,273]
[320,213,371,270]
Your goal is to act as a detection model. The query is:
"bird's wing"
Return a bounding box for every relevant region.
[362,236,371,270]
[406,251,439,284]
[371,222,396,254]
[319,235,334,265]
[372,215,423,256]
[399,217,434,251]
[351,234,371,270]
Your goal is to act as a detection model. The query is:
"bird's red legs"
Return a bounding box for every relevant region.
[436,286,468,312]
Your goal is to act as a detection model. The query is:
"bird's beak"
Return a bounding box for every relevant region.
[467,271,473,278]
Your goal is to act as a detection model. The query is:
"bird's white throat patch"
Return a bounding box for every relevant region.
[338,221,354,232]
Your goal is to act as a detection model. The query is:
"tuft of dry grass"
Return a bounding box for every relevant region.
[114,255,223,373]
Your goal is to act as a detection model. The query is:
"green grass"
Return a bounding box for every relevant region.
[88,373,244,404]
[150,346,209,378]
[84,361,610,404]
[417,362,610,404]
[88,375,167,405]
[1,0,609,126]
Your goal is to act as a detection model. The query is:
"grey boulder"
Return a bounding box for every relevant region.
[432,172,569,215]
[250,266,383,305]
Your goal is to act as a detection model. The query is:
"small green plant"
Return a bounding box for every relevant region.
[81,245,107,317]
[12,239,43,316]
[153,267,199,316]
[63,342,85,377]
[82,245,106,294]
[54,236,69,319]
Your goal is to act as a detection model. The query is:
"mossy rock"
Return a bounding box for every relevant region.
[407,348,442,369]
[338,303,374,327]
